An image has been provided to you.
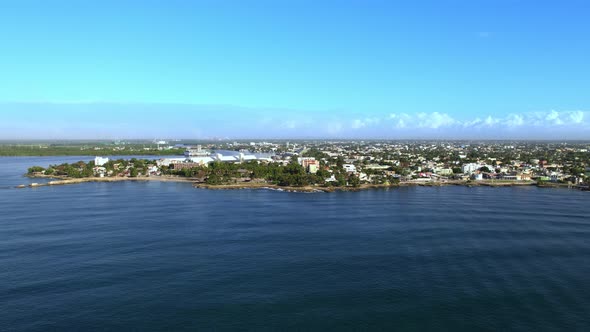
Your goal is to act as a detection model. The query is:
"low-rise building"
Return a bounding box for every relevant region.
[343,164,356,173]
[462,163,480,174]
[95,156,109,166]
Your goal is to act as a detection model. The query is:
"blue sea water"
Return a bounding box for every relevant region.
[1,157,590,331]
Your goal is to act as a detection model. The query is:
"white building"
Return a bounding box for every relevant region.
[95,156,109,166]
[462,163,480,174]
[343,164,357,173]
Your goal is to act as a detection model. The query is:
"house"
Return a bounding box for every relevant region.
[93,166,106,177]
[343,164,356,173]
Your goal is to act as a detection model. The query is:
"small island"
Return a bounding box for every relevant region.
[22,142,590,192]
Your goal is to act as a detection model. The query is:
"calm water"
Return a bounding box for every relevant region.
[1,157,590,331]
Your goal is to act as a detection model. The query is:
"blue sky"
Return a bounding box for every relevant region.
[0,0,589,139]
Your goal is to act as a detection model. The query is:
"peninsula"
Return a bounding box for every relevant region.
[21,140,590,192]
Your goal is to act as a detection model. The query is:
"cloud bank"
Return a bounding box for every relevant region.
[384,110,585,130]
[0,102,588,139]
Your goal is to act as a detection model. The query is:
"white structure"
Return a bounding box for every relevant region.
[343,164,357,173]
[462,163,480,174]
[94,156,109,166]
[184,145,209,157]
[160,149,274,168]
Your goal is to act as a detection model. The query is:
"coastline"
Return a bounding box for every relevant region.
[194,180,551,192]
[18,175,196,188]
[18,174,587,192]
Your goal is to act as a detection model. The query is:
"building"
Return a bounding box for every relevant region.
[95,156,109,166]
[435,168,454,176]
[299,157,319,174]
[343,164,357,173]
[462,163,479,174]
[184,145,209,157]
[93,166,106,177]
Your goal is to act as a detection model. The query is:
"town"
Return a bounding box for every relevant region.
[26,140,590,190]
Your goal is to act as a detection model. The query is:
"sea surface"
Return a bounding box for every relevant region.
[1,157,590,331]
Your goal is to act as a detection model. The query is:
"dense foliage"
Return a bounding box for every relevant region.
[27,158,153,178]
[164,159,353,187]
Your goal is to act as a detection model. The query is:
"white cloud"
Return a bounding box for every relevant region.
[351,119,365,129]
[389,113,412,128]
[566,111,584,124]
[384,110,588,131]
[351,117,380,129]
[505,114,524,127]
[388,112,456,129]
[545,110,563,125]
[416,112,456,128]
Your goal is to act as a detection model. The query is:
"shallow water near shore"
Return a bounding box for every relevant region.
[1,157,590,331]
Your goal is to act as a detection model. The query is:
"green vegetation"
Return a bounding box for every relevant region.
[164,158,355,187]
[28,157,366,188]
[27,166,46,174]
[27,158,154,178]
[1,143,184,156]
[479,166,492,173]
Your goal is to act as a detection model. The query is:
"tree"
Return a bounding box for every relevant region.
[336,173,346,186]
[349,174,360,187]
[27,166,45,174]
[130,168,139,177]
[206,173,222,185]
[479,166,491,173]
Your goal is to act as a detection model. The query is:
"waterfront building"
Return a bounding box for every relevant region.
[95,156,109,166]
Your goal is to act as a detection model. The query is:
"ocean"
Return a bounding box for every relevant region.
[1,157,590,331]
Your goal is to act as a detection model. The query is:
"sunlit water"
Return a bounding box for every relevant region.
[1,157,589,331]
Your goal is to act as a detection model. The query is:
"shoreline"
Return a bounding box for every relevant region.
[18,175,196,188]
[17,175,587,192]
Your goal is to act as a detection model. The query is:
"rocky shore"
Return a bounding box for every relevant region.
[193,180,538,192]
